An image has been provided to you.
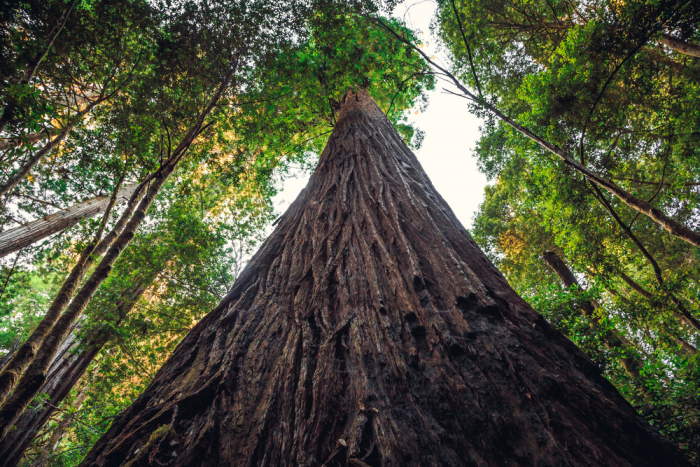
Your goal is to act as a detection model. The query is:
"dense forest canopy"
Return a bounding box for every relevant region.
[0,0,698,464]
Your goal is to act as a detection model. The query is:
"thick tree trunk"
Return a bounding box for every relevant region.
[0,280,149,467]
[79,90,689,467]
[0,182,139,258]
[542,251,642,379]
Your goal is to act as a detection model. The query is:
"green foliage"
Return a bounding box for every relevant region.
[435,0,700,462]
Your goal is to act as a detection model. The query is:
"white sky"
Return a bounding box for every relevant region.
[272,1,487,230]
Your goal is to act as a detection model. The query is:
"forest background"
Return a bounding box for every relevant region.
[0,0,698,465]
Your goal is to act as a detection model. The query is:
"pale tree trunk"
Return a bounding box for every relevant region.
[0,182,139,258]
[0,279,149,467]
[661,34,700,57]
[542,251,642,379]
[79,90,689,467]
[0,179,139,405]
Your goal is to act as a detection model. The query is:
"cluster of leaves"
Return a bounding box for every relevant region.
[433,0,700,462]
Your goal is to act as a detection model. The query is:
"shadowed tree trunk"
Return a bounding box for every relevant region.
[79,90,689,467]
[0,279,149,467]
[0,182,139,259]
[542,251,642,379]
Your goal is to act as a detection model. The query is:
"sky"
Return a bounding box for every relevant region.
[271,0,488,230]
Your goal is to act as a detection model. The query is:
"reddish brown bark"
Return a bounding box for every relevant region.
[79,90,688,467]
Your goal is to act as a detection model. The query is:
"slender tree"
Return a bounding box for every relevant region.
[79,90,688,467]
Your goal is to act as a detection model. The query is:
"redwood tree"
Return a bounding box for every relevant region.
[79,90,689,466]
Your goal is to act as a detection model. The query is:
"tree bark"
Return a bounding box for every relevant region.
[0,182,139,259]
[661,34,700,58]
[0,279,149,467]
[0,59,237,437]
[0,179,138,406]
[79,90,689,467]
[542,251,642,379]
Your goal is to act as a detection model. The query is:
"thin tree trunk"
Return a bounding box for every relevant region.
[661,33,700,57]
[542,251,642,378]
[373,18,700,249]
[0,178,136,405]
[0,279,149,467]
[0,336,22,372]
[0,0,78,133]
[0,182,139,258]
[79,90,689,467]
[0,61,237,438]
[30,376,91,467]
[0,130,55,152]
[618,272,700,332]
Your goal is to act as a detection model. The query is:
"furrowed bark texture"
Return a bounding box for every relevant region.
[0,182,139,259]
[80,90,689,467]
[0,280,148,467]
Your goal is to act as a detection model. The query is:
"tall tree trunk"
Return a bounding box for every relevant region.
[0,179,138,405]
[0,182,139,258]
[542,251,642,379]
[0,279,149,467]
[661,33,700,58]
[79,90,689,467]
[0,59,236,437]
